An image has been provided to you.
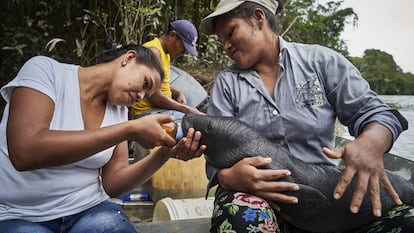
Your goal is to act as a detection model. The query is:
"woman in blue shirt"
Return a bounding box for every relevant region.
[200,0,412,232]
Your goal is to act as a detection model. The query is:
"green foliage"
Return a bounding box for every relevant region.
[352,49,414,95]
[279,0,357,54]
[117,0,166,45]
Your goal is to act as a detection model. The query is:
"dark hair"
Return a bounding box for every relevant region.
[98,38,164,81]
[214,0,283,33]
[167,22,174,33]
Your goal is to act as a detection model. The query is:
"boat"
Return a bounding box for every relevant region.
[169,65,209,113]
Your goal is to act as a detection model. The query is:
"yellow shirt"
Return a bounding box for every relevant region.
[130,38,172,115]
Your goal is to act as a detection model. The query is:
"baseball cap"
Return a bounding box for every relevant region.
[200,0,279,35]
[170,20,198,56]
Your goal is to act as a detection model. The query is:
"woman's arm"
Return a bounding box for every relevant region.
[217,156,299,204]
[6,87,176,171]
[317,47,407,217]
[323,123,402,217]
[101,128,206,197]
[146,90,202,114]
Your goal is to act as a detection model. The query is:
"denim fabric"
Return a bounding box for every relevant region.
[0,201,137,233]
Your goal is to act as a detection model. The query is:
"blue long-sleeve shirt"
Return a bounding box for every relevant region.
[206,37,408,191]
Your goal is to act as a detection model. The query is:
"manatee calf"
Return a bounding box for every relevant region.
[180,114,414,232]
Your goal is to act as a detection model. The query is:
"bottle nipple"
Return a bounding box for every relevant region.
[175,121,184,140]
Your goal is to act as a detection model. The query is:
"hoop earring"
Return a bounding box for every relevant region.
[121,60,127,66]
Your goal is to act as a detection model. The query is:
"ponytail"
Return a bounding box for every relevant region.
[97,38,164,81]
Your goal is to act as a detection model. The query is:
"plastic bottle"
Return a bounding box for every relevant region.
[162,121,184,140]
[119,193,151,202]
[161,122,177,138]
[175,121,184,140]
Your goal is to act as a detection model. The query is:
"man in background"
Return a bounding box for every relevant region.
[130,19,203,117]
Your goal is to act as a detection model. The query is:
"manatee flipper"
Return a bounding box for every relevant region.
[277,184,328,219]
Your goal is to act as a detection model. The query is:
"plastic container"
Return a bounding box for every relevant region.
[153,197,215,221]
[119,193,151,202]
[162,121,184,140]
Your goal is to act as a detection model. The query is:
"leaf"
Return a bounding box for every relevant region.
[45,38,66,52]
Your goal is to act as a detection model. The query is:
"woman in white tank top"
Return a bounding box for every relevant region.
[0,44,206,232]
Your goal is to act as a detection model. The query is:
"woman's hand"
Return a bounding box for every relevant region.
[102,127,205,197]
[158,127,206,161]
[323,123,402,217]
[128,114,177,149]
[217,156,299,204]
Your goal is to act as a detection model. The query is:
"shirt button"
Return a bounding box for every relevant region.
[280,140,285,145]
[272,110,278,115]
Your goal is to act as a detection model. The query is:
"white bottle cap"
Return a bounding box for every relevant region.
[176,122,184,140]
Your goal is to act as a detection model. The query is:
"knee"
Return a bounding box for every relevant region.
[210,192,279,233]
[0,219,53,233]
[71,203,136,233]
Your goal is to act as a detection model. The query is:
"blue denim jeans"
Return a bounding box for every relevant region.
[0,201,137,233]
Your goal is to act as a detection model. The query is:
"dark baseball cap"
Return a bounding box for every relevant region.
[170,20,198,56]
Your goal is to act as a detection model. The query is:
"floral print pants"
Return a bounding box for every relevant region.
[210,189,279,233]
[210,188,414,233]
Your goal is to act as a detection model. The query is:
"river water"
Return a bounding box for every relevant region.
[336,95,414,161]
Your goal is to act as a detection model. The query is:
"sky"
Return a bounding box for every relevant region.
[318,0,414,73]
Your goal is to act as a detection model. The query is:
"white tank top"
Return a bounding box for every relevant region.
[0,56,128,221]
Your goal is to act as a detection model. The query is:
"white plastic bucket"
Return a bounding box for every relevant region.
[153,197,214,221]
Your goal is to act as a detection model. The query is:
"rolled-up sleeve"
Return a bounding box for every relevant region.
[357,109,408,143]
[315,46,408,142]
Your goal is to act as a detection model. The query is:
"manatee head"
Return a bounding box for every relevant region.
[181,114,269,168]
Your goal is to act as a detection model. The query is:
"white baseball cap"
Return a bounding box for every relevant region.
[200,0,279,35]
